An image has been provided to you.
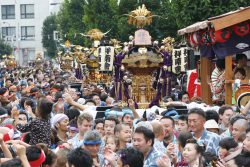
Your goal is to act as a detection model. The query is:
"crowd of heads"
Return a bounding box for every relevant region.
[0,61,249,167]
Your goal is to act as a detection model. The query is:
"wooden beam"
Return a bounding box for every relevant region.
[225,56,233,105]
[211,8,250,31]
[225,80,250,84]
[200,56,212,104]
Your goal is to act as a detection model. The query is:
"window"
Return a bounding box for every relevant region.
[1,5,15,19]
[2,27,16,41]
[21,26,35,40]
[20,4,34,19]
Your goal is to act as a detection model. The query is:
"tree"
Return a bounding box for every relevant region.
[83,0,118,44]
[57,0,86,45]
[0,39,12,58]
[42,15,57,58]
[115,0,139,41]
[55,0,179,45]
[55,0,250,46]
[171,0,250,29]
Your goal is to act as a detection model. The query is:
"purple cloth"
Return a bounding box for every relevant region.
[200,33,250,58]
[149,50,172,107]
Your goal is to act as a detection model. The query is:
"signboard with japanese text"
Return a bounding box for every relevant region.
[172,47,189,74]
[98,46,115,71]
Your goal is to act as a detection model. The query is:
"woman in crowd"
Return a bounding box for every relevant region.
[182,139,205,167]
[175,131,193,167]
[218,137,242,162]
[15,98,53,145]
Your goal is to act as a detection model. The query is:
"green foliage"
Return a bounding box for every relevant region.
[0,39,12,57]
[83,0,118,39]
[145,0,178,39]
[171,0,250,29]
[57,0,175,43]
[115,0,138,41]
[57,0,86,45]
[55,0,250,45]
[42,15,57,58]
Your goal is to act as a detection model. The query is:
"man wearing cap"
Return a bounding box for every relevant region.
[122,107,135,128]
[51,113,69,143]
[105,107,124,122]
[29,87,40,101]
[204,119,220,135]
[41,82,50,95]
[81,130,104,167]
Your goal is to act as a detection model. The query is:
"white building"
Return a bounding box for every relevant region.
[50,0,63,14]
[0,0,63,66]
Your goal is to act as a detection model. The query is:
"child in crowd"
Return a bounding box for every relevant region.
[103,135,119,167]
[105,135,118,152]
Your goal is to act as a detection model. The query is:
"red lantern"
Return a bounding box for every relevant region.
[233,21,250,36]
[214,28,231,43]
[200,30,214,45]
[189,32,200,47]
[209,29,216,44]
[188,35,196,47]
[200,30,205,44]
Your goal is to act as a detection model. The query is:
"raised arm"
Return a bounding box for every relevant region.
[64,93,87,111]
[14,144,31,167]
[241,100,250,115]
[128,99,140,119]
[0,134,12,158]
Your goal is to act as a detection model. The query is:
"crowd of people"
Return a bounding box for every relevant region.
[0,60,249,167]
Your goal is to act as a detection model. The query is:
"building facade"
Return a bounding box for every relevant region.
[0,0,62,66]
